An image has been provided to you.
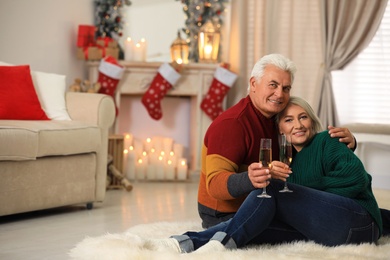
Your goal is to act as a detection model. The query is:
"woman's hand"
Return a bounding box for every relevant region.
[328,125,356,149]
[248,162,271,188]
[270,161,292,182]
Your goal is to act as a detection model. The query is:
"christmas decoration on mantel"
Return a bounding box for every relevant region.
[176,0,229,62]
[200,63,237,120]
[97,56,125,116]
[94,0,132,59]
[141,62,184,120]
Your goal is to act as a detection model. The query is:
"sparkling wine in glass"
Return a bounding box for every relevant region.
[279,134,293,193]
[257,138,272,198]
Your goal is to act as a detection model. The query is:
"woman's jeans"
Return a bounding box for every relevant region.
[173,181,379,252]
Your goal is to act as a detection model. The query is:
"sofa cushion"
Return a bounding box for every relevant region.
[31,70,72,121]
[0,120,101,161]
[0,61,71,121]
[0,65,50,120]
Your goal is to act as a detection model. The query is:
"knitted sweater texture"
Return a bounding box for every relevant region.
[290,131,382,234]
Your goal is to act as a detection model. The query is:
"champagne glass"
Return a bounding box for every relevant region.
[257,138,272,198]
[279,134,293,192]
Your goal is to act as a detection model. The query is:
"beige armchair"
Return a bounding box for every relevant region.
[0,92,115,216]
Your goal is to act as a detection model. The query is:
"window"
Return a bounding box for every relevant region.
[332,2,390,125]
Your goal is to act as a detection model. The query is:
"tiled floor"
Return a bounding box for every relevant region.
[0,178,389,260]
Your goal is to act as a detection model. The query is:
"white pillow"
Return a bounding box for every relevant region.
[31,71,71,120]
[0,61,71,120]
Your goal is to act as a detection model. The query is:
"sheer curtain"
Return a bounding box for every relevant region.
[227,0,323,119]
[226,0,387,129]
[317,0,388,127]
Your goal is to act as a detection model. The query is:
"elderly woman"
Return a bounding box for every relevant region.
[147,96,384,253]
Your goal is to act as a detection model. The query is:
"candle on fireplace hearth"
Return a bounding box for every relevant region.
[177,158,188,180]
[124,37,134,61]
[168,151,177,167]
[136,158,146,180]
[124,133,133,150]
[133,138,144,158]
[123,148,128,178]
[126,146,136,180]
[144,137,153,152]
[155,155,165,180]
[153,136,163,153]
[165,159,175,180]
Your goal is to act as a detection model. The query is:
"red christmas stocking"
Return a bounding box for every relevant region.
[97,56,124,116]
[142,63,181,120]
[200,65,238,120]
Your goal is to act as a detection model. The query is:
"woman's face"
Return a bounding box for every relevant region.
[278,104,315,152]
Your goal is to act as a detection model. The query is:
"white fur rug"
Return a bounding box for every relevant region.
[69,221,390,260]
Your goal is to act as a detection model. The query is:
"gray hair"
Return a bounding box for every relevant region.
[276,96,323,133]
[247,53,297,94]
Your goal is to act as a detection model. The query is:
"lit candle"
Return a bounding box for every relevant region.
[204,44,213,60]
[165,159,175,180]
[133,42,143,61]
[124,37,134,61]
[124,133,133,150]
[139,38,147,61]
[123,148,128,178]
[155,155,165,180]
[149,148,159,165]
[168,151,177,167]
[153,136,163,153]
[144,137,153,152]
[136,158,146,180]
[177,158,188,180]
[126,146,136,180]
[133,138,144,158]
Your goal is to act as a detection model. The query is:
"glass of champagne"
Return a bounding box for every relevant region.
[257,138,272,198]
[279,134,293,192]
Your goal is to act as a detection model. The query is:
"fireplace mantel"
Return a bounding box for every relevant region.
[87,61,220,173]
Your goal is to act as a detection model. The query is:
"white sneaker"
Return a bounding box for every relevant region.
[144,238,182,253]
[193,240,226,254]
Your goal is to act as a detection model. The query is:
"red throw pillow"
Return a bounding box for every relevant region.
[0,65,49,120]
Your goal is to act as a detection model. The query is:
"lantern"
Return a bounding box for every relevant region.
[198,21,220,63]
[170,30,189,64]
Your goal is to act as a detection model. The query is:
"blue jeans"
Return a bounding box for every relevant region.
[174,181,379,252]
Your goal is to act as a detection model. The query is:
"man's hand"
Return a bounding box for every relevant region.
[248,162,271,189]
[328,125,356,149]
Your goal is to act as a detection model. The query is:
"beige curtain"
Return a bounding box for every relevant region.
[227,0,323,117]
[317,0,388,127]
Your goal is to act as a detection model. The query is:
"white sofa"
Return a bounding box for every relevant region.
[0,92,115,216]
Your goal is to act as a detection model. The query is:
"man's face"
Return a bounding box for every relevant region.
[249,65,292,118]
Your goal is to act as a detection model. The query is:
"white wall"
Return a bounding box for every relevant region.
[0,0,94,87]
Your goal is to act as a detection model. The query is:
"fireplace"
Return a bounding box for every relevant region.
[87,61,219,173]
